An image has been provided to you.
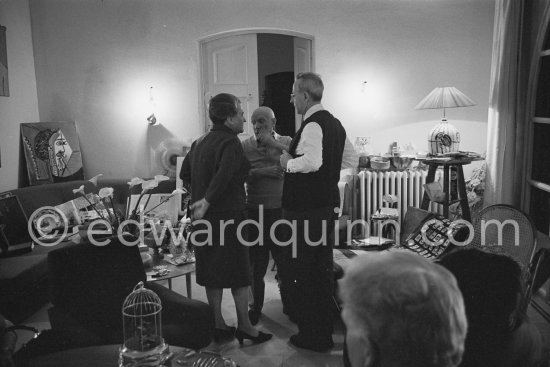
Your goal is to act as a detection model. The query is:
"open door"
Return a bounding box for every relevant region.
[202,34,258,137]
[293,37,313,132]
[200,31,313,136]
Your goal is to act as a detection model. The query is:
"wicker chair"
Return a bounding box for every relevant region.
[521,247,550,313]
[469,204,537,270]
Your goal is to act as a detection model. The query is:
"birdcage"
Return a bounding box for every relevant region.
[118,282,170,367]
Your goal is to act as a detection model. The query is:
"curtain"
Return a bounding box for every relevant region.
[484,0,524,207]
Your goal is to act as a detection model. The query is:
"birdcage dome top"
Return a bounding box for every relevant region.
[122,281,162,317]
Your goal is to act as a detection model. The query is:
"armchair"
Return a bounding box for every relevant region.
[46,239,213,351]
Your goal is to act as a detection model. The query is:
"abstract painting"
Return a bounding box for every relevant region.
[20,122,84,186]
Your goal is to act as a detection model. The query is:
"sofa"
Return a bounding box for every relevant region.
[0,177,176,323]
[46,240,213,350]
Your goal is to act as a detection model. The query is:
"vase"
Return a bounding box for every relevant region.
[141,252,153,267]
[78,221,112,243]
[123,213,141,239]
[151,245,164,261]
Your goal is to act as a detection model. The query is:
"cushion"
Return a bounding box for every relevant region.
[402,214,469,260]
[48,241,147,339]
[400,206,433,244]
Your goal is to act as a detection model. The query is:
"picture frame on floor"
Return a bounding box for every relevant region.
[20,121,84,186]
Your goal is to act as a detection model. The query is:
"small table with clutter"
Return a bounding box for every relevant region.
[418,153,484,222]
[141,218,196,298]
[145,255,195,298]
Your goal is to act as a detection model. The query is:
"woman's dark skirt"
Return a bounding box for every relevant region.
[190,210,251,288]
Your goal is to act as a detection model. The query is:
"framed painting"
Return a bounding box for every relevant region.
[0,25,8,97]
[20,122,84,186]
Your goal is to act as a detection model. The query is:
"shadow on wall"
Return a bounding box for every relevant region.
[146,124,192,178]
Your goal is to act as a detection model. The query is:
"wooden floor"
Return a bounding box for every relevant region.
[18,260,550,367]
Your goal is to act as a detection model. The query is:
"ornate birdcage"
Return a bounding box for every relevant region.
[119,282,169,367]
[428,119,460,155]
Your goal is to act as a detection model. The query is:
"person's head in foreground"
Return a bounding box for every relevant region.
[437,247,524,332]
[340,251,468,367]
[437,248,543,367]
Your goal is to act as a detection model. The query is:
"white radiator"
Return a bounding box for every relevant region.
[358,170,442,235]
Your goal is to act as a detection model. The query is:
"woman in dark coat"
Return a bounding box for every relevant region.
[180,93,271,345]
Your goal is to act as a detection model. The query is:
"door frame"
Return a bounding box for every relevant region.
[198,28,315,133]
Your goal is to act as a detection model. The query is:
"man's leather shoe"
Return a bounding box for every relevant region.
[289,334,334,352]
[248,309,261,325]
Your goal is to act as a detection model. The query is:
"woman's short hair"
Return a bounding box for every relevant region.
[340,251,467,367]
[438,248,524,332]
[295,72,323,102]
[209,93,239,125]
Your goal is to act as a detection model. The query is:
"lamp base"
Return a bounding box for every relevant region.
[428,118,460,155]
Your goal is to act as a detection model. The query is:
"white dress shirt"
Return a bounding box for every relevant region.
[287,104,358,173]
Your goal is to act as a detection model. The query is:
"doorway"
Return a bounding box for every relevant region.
[199,29,314,136]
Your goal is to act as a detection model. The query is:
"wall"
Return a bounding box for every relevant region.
[19,0,494,185]
[0,0,40,192]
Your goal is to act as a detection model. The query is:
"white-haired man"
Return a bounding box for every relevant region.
[340,251,468,367]
[242,106,292,325]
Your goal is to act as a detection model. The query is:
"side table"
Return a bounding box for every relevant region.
[146,255,195,298]
[418,156,483,222]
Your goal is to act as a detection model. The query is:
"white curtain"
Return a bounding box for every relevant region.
[485,0,523,207]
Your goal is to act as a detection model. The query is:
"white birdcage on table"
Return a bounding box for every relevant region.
[118,282,170,367]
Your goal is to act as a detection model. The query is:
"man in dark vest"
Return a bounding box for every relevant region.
[280,72,350,352]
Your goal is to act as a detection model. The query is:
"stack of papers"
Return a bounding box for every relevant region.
[352,237,394,246]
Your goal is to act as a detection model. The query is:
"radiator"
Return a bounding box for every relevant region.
[358,170,442,235]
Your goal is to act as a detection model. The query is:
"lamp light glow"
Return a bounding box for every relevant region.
[415,87,476,154]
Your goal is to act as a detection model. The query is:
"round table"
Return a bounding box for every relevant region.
[27,344,189,367]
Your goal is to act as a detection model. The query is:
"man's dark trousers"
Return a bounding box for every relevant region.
[282,206,336,343]
[246,208,289,314]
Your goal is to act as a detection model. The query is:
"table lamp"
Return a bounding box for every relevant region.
[415,87,476,155]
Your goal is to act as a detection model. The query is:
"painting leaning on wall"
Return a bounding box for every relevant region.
[20,122,84,186]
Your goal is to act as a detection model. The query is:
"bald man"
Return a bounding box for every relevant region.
[242,106,292,325]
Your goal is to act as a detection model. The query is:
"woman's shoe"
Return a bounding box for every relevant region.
[212,326,236,342]
[235,329,272,345]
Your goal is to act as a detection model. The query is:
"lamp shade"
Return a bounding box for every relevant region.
[416,87,476,155]
[415,87,476,111]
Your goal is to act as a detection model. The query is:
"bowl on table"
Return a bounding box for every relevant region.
[390,156,414,170]
[370,157,390,170]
